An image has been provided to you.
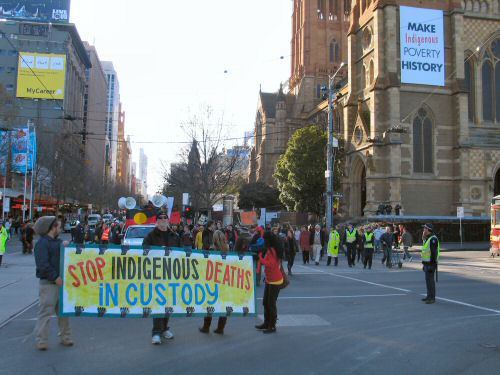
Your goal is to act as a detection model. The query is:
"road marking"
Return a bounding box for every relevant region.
[312,268,412,293]
[259,293,407,300]
[0,279,21,290]
[425,295,500,314]
[0,300,38,330]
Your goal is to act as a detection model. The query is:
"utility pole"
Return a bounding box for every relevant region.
[325,63,346,232]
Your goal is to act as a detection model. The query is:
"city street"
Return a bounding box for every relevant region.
[1,248,500,375]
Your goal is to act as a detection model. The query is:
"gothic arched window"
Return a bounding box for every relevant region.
[464,57,475,121]
[481,37,500,122]
[330,39,340,63]
[413,108,434,174]
[482,60,493,121]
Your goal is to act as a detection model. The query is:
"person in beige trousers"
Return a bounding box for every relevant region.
[33,216,73,350]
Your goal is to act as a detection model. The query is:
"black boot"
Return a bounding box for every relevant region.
[255,322,268,330]
[214,317,227,335]
[199,317,211,334]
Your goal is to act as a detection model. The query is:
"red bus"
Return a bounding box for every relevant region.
[491,195,500,257]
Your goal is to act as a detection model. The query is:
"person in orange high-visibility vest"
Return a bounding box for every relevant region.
[101,223,110,244]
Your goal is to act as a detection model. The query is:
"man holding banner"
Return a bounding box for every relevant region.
[33,216,73,350]
[143,212,179,345]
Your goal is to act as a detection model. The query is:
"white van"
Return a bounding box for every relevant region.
[102,214,114,222]
[87,214,101,227]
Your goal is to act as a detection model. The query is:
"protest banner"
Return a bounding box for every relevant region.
[60,246,256,318]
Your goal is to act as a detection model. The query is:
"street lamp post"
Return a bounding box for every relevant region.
[325,63,346,232]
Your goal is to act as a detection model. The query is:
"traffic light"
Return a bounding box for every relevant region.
[183,206,193,218]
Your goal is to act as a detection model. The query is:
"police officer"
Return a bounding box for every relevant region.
[363,226,375,269]
[421,223,440,304]
[343,223,357,267]
[327,225,341,266]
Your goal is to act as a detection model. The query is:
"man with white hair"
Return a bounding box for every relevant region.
[310,224,325,266]
[380,226,394,268]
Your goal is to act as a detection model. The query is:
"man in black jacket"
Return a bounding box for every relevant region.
[73,221,86,245]
[421,224,439,304]
[143,212,180,345]
[33,216,72,351]
[202,221,215,251]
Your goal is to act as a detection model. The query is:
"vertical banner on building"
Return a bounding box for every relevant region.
[11,128,36,173]
[400,6,445,86]
[0,131,9,177]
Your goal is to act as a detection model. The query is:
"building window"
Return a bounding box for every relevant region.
[482,60,493,121]
[317,0,326,19]
[480,37,500,122]
[328,0,337,20]
[329,39,339,63]
[464,58,475,121]
[413,108,433,174]
[369,60,374,85]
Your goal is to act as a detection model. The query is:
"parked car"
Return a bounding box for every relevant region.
[102,214,114,223]
[64,221,78,233]
[122,225,155,246]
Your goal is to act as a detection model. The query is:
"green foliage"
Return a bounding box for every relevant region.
[274,125,327,215]
[238,182,281,210]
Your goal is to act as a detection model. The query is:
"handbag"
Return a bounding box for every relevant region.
[278,261,290,290]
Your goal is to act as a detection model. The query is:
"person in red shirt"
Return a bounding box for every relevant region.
[255,231,284,334]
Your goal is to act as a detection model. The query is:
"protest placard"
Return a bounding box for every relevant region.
[60,246,256,318]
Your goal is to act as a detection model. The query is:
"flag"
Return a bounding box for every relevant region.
[125,206,157,227]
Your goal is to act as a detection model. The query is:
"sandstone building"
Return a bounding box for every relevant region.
[249,0,500,219]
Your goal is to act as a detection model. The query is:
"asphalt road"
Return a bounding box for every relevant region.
[1,250,500,375]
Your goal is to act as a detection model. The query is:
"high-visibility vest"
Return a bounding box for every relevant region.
[346,229,357,243]
[364,232,374,248]
[101,228,110,241]
[328,230,341,256]
[421,235,440,262]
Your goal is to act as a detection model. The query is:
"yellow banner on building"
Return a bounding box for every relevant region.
[16,53,66,100]
[60,246,256,318]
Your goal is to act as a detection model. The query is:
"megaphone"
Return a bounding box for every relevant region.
[152,195,167,208]
[125,197,137,210]
[118,197,127,209]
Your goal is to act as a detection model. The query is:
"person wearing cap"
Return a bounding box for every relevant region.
[143,212,180,345]
[73,221,86,245]
[363,226,375,269]
[33,216,73,350]
[0,220,8,267]
[421,224,440,304]
[343,223,358,267]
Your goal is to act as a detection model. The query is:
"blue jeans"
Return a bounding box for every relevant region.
[374,239,381,253]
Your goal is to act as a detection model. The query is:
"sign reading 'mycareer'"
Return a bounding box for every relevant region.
[400,6,444,86]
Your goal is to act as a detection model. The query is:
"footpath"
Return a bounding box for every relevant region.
[410,241,490,252]
[0,239,39,328]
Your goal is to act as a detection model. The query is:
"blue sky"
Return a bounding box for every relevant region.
[71,0,292,195]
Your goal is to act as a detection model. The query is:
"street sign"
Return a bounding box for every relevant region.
[88,204,93,210]
[332,137,339,148]
[182,193,190,206]
[22,205,28,211]
[333,193,344,198]
[457,207,465,218]
[325,170,332,178]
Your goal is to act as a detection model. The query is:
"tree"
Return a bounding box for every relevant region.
[238,182,281,210]
[274,125,327,215]
[161,106,244,213]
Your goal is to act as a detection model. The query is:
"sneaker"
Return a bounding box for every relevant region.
[315,262,319,266]
[36,343,48,351]
[162,330,174,340]
[151,335,162,345]
[421,297,429,302]
[255,323,268,330]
